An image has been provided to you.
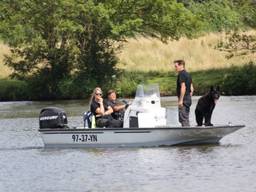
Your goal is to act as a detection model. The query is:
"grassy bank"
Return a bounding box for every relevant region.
[1,62,256,101]
[1,31,256,100]
[115,62,256,97]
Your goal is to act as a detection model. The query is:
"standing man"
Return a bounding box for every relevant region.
[174,60,194,127]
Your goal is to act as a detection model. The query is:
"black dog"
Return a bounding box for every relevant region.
[195,86,220,126]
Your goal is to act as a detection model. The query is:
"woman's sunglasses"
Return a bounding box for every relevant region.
[95,93,102,96]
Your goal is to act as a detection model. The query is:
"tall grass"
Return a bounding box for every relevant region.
[1,31,255,77]
[117,31,256,72]
[0,42,11,78]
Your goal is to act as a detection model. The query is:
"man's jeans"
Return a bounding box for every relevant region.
[178,105,190,127]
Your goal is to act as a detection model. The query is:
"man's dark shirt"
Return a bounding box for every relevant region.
[106,99,124,120]
[176,70,192,106]
[106,99,116,108]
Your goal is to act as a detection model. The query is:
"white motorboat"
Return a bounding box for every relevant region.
[39,84,245,148]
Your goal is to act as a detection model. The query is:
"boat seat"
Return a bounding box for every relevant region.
[83,111,96,128]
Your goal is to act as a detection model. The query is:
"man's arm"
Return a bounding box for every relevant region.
[104,106,113,116]
[190,83,194,96]
[113,104,125,112]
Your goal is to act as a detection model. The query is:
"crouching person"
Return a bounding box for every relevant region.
[90,87,122,128]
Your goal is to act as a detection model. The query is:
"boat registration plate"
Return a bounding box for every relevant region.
[72,134,98,142]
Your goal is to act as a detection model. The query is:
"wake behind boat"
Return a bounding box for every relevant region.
[38,84,245,148]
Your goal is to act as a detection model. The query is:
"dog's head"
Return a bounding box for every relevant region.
[209,86,220,103]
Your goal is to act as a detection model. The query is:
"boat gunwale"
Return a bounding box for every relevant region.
[38,124,245,133]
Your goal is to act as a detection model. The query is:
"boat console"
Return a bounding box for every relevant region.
[123,84,167,128]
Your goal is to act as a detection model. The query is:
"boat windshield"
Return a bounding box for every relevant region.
[135,84,160,99]
[123,84,164,128]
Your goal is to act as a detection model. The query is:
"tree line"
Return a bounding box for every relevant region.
[0,0,255,100]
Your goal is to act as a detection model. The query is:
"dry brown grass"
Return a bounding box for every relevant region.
[1,30,256,78]
[0,41,11,78]
[117,30,256,72]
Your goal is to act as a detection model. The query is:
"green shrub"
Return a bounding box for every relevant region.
[192,69,226,95]
[115,63,256,97]
[222,62,256,95]
[0,79,29,101]
[115,71,144,97]
[58,78,98,100]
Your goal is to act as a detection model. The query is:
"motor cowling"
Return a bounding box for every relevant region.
[39,107,68,129]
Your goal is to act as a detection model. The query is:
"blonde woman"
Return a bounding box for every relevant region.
[90,87,122,128]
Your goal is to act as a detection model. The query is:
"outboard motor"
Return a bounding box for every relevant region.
[39,107,68,129]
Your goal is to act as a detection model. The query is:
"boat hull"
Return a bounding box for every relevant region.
[39,125,244,148]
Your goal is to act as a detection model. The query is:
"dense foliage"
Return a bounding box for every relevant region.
[0,0,256,100]
[0,79,29,101]
[2,62,256,101]
[0,0,200,99]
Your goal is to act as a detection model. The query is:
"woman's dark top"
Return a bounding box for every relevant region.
[90,98,123,128]
[90,99,109,119]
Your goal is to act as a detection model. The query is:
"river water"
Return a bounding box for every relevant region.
[0,96,255,192]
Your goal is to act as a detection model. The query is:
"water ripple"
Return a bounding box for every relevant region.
[0,97,256,192]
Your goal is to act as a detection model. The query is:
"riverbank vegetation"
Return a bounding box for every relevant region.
[0,0,256,100]
[115,62,256,97]
[1,62,256,101]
